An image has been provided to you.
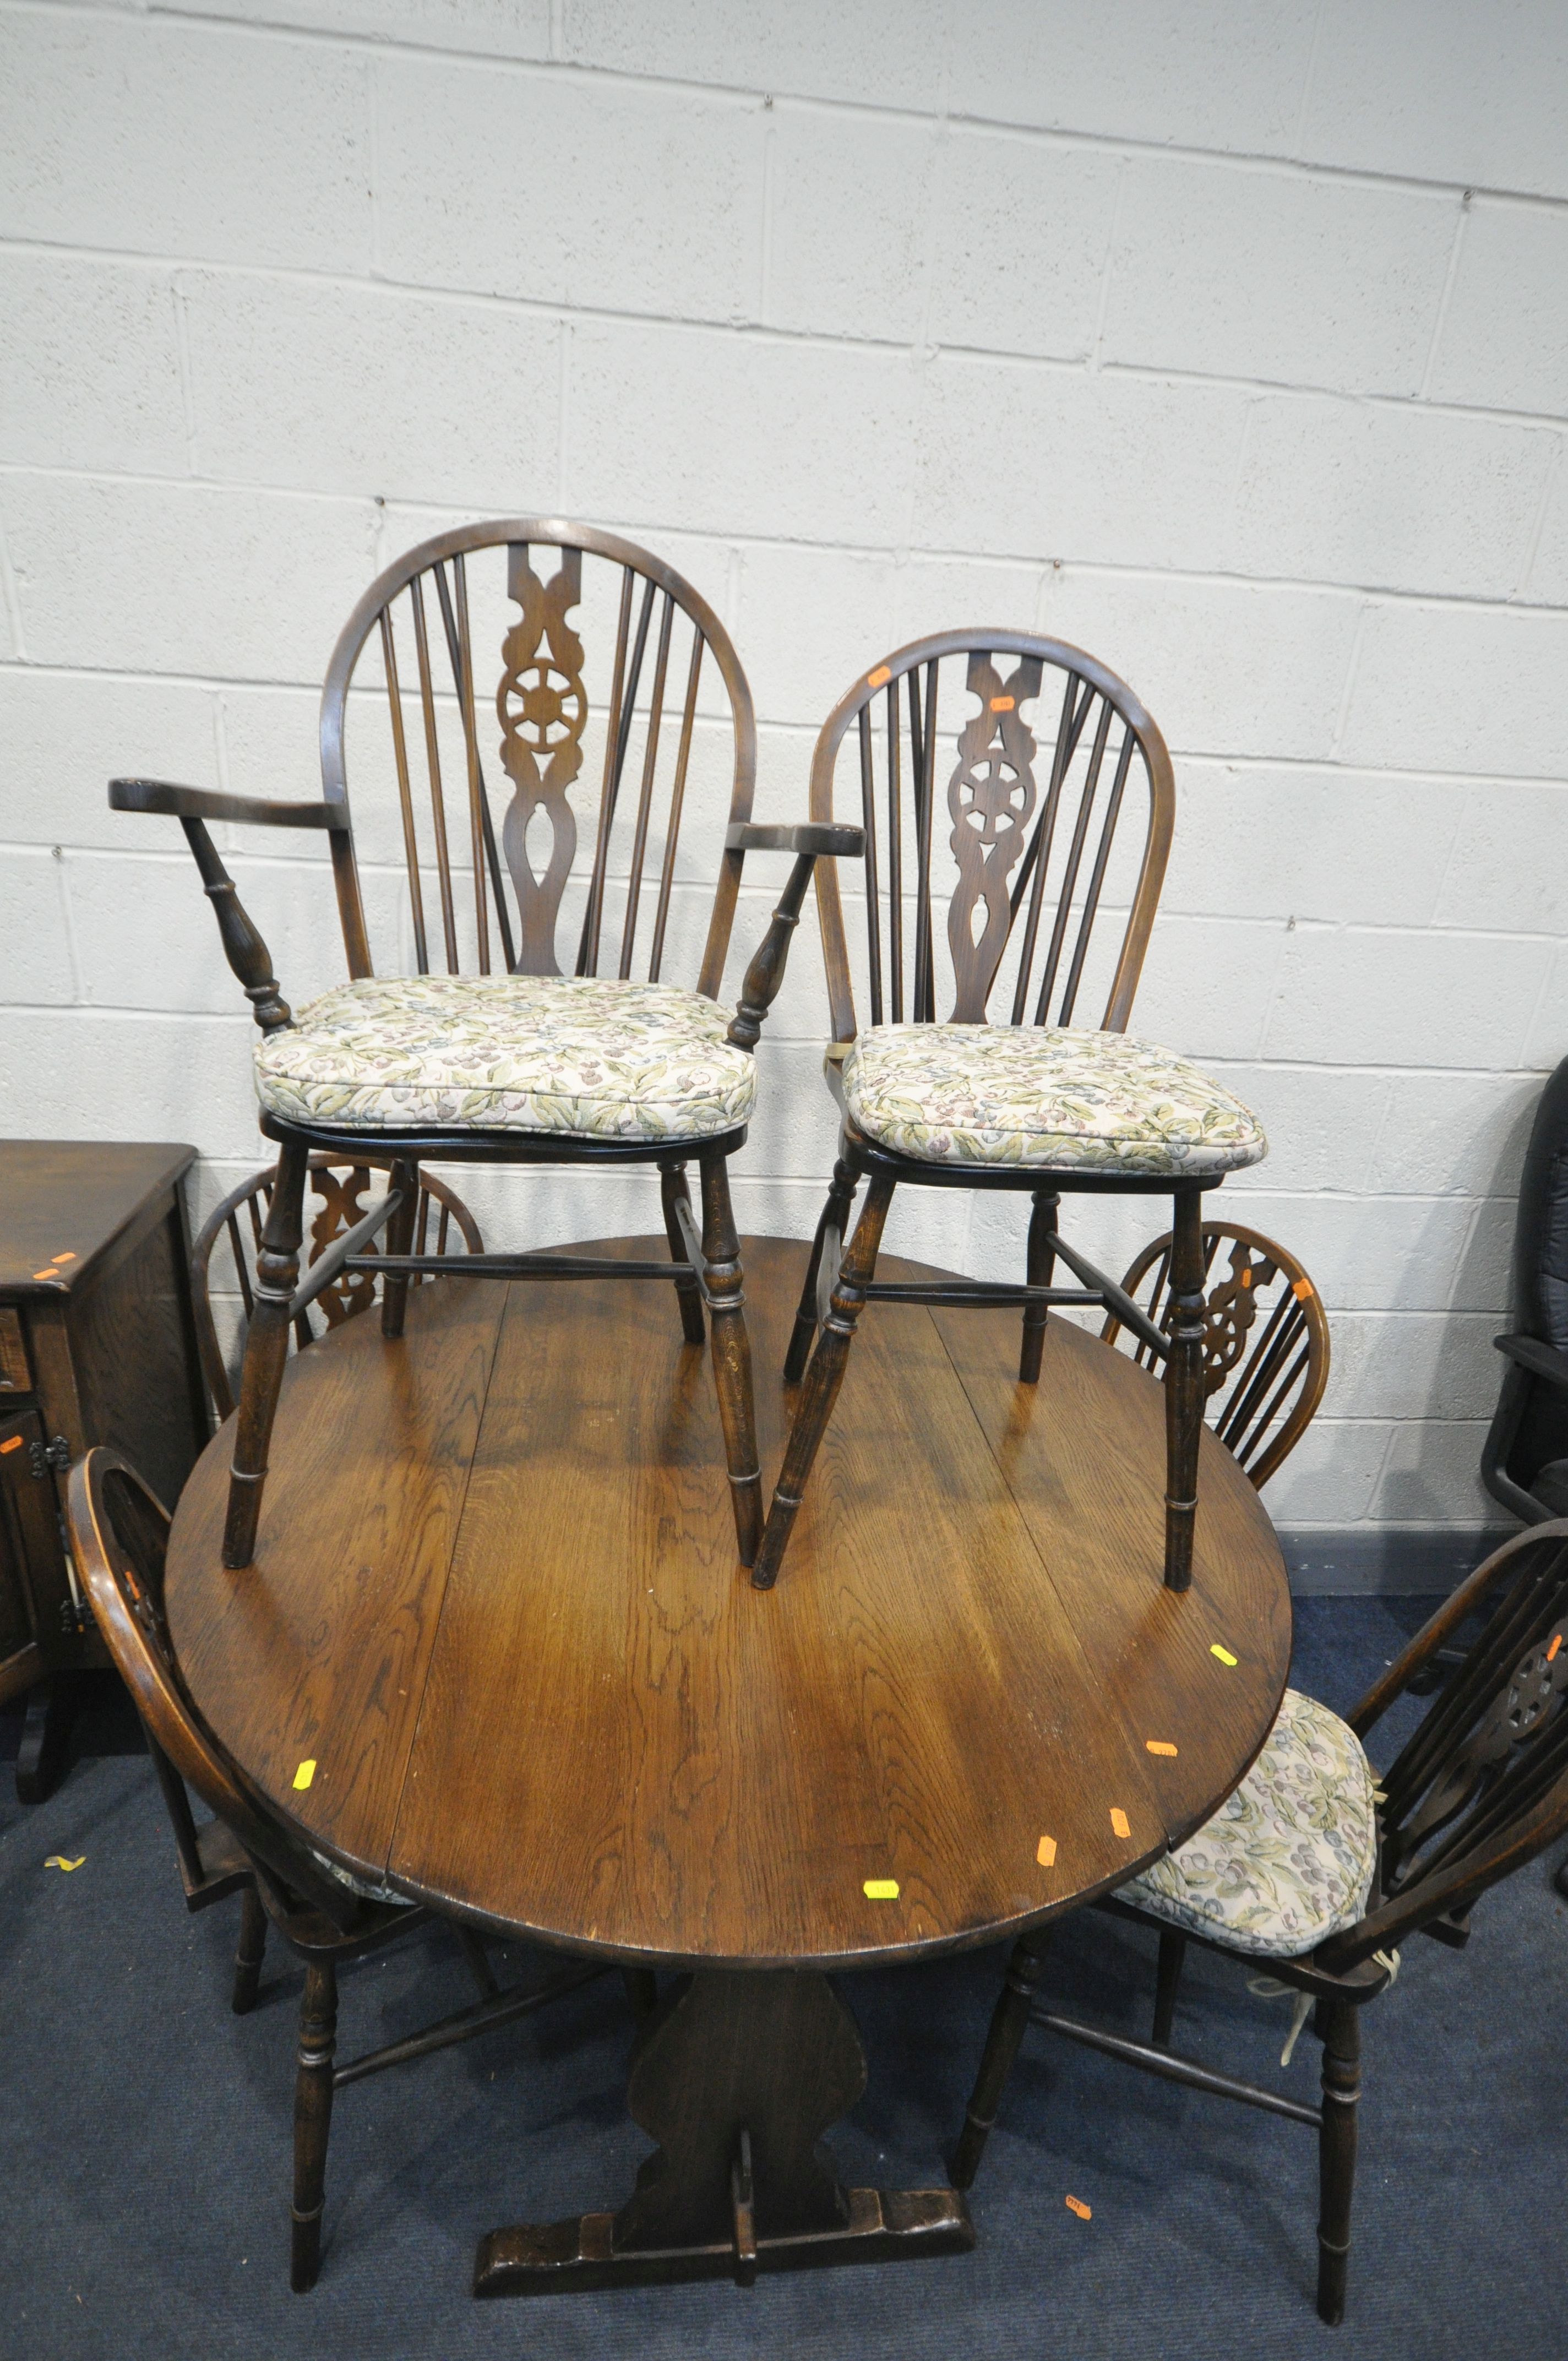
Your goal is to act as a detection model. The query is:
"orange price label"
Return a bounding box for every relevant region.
[1065,2195,1092,2220]
[1145,1740,1178,1757]
[1109,1808,1131,1840]
[989,695,1015,712]
[867,666,892,689]
[0,1435,21,1455]
[1036,1834,1057,1868]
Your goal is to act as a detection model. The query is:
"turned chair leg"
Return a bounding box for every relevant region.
[1316,1998,1361,2325]
[379,1155,420,1340]
[783,1155,858,1384]
[225,1139,309,1570]
[659,1162,707,1346]
[754,1176,896,1592]
[698,1151,763,1569]
[949,1930,1052,2190]
[1163,1183,1206,1593]
[291,1960,337,2294]
[1151,1927,1186,2047]
[231,1884,268,2015]
[1019,1188,1060,1385]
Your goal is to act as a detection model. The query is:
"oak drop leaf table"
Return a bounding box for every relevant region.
[164,1234,1291,2297]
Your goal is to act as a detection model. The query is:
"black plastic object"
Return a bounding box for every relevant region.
[1483,1057,1568,1522]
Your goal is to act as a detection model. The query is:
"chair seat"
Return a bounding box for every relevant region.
[1120,1688,1378,1958]
[254,975,756,1142]
[839,1024,1267,1175]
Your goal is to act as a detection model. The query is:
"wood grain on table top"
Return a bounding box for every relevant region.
[166,1236,1290,1971]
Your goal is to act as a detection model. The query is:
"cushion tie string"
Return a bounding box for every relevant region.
[1247,1946,1398,2069]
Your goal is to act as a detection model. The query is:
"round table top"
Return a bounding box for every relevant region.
[166,1233,1291,1972]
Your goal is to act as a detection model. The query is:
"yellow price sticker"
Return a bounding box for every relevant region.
[293,1759,317,1791]
[1211,1644,1238,1667]
[863,1878,899,1900]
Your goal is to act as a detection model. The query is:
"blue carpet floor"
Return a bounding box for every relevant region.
[2,1595,1565,2361]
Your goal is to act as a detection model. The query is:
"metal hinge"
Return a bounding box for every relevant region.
[28,1435,70,1479]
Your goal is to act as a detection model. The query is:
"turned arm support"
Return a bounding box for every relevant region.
[108,777,337,1033]
[723,822,865,1054]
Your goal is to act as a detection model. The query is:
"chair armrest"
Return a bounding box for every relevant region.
[726,820,865,859]
[111,782,298,1032]
[722,824,863,1053]
[1493,1332,1568,1389]
[110,777,340,831]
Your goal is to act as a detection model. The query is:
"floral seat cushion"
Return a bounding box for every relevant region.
[839,1024,1266,1176]
[1120,1688,1378,1958]
[254,974,755,1142]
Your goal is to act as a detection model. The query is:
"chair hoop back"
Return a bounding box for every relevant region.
[67,1448,362,1925]
[190,1155,484,1423]
[1326,1520,1568,1967]
[318,519,758,994]
[807,629,1174,1045]
[1104,1221,1330,1488]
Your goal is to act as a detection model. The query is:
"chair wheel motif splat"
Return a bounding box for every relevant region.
[110,521,859,1572]
[1103,1220,1330,1492]
[190,1154,484,1423]
[950,1519,1568,2326]
[755,632,1267,1591]
[66,1448,621,2294]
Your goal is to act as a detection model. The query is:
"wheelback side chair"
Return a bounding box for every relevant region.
[948,1516,1568,2325]
[1104,1218,1330,1492]
[111,521,858,1571]
[67,1446,626,2292]
[754,632,1267,1589]
[190,1153,484,1423]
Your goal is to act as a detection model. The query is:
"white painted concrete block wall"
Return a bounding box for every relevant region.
[3,0,1566,1552]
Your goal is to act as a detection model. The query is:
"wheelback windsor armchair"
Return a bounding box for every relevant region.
[754,630,1267,1589]
[110,520,858,1571]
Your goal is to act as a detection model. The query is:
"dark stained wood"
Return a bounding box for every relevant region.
[0,1141,208,1788]
[930,1301,1292,1857]
[1104,1218,1332,1489]
[165,1236,1290,1966]
[475,1969,972,2294]
[113,522,867,1576]
[170,1275,508,1880]
[0,1140,198,1298]
[761,626,1204,1593]
[67,1444,604,2293]
[317,520,759,993]
[223,1138,309,1568]
[1162,1182,1207,1591]
[807,631,1174,1047]
[951,1516,1568,2329]
[190,1154,486,1425]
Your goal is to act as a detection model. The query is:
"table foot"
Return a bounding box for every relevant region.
[474,2185,973,2297]
[15,1677,79,1804]
[473,1966,975,2298]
